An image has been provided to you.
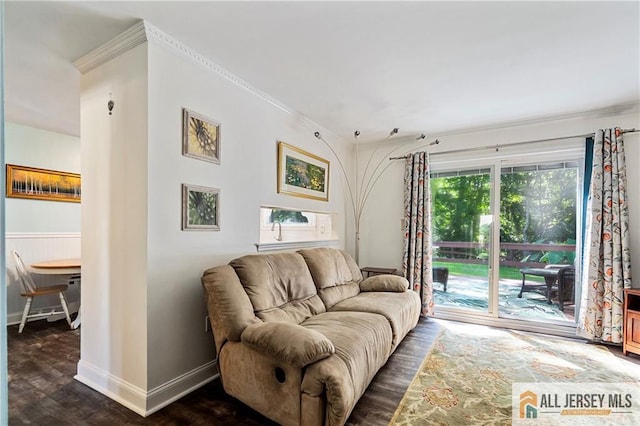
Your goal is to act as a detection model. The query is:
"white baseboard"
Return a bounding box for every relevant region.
[146,360,218,415]
[75,359,219,417]
[75,360,148,416]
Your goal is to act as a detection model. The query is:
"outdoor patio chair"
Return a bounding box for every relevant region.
[433,267,449,292]
[555,265,575,312]
[518,264,575,312]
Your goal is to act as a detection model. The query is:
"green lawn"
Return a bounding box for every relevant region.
[433,261,544,282]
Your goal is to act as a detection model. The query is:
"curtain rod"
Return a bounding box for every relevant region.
[389,128,638,160]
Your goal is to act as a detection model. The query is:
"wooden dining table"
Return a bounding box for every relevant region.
[30,258,81,274]
[30,258,82,329]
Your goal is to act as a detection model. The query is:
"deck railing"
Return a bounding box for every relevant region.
[433,241,576,268]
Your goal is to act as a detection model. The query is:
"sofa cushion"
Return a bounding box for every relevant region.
[298,248,363,309]
[241,321,335,368]
[360,274,409,292]
[300,311,392,425]
[329,290,421,352]
[230,252,325,323]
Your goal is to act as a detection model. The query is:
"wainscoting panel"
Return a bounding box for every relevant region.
[5,233,81,325]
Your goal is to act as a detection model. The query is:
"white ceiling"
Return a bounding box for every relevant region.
[4,1,640,141]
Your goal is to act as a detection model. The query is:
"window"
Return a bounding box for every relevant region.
[262,208,316,227]
[257,206,337,250]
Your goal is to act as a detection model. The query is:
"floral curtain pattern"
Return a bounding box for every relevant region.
[577,128,632,343]
[402,152,434,316]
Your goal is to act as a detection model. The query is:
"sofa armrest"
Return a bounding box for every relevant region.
[360,274,409,292]
[241,322,335,368]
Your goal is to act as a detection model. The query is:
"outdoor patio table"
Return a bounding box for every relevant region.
[518,267,559,305]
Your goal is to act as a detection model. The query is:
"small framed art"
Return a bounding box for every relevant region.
[182,108,221,164]
[182,184,220,231]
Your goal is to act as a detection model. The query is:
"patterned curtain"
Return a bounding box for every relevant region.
[577,128,632,343]
[402,152,434,316]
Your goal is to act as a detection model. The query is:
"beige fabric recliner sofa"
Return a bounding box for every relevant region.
[201,247,421,426]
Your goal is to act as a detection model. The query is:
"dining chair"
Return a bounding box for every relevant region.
[12,250,72,333]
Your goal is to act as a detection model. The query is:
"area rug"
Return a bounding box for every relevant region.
[389,322,640,425]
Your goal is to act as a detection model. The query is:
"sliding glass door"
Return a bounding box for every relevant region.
[431,168,493,314]
[498,161,579,323]
[431,153,581,327]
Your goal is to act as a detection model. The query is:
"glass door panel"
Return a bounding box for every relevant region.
[498,161,578,323]
[431,168,492,313]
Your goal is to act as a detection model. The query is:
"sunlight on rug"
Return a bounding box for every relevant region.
[389,322,640,425]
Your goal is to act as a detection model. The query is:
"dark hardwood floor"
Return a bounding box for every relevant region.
[8,317,442,425]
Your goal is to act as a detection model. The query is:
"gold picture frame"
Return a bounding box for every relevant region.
[277,142,329,201]
[5,164,81,203]
[182,108,221,164]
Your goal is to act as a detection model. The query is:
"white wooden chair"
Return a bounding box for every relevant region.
[12,250,72,333]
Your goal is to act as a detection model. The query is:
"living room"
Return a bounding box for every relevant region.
[2,1,640,424]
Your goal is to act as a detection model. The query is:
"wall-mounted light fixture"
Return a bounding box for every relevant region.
[108,93,114,115]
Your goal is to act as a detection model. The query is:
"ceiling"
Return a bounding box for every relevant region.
[4,1,640,142]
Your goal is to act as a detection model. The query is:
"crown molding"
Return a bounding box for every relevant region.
[73,21,148,74]
[141,22,302,120]
[72,20,337,139]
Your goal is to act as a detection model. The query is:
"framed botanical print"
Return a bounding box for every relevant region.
[182,184,220,231]
[182,108,221,164]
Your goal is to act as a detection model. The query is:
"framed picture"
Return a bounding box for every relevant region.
[277,142,330,201]
[5,164,81,203]
[182,184,220,231]
[182,108,221,164]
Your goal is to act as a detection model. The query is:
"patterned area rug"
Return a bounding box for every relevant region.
[389,322,640,425]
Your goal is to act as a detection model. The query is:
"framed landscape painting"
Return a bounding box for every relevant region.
[5,164,81,203]
[182,108,221,164]
[182,184,220,231]
[277,142,330,201]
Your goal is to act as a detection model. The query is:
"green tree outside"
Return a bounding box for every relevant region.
[430,165,578,266]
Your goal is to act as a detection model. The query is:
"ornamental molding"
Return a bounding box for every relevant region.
[73,20,313,125]
[73,21,148,74]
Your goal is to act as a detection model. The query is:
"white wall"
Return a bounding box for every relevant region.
[4,122,81,232]
[146,39,349,390]
[77,43,150,407]
[77,24,351,415]
[359,110,640,288]
[626,128,640,285]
